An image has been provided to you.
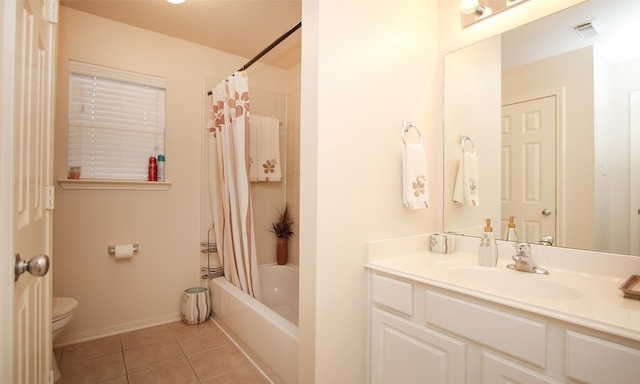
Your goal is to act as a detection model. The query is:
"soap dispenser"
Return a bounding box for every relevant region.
[479,218,498,267]
[505,216,518,242]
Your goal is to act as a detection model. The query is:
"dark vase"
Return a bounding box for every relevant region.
[276,238,288,265]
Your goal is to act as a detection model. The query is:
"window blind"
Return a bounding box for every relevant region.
[68,61,166,180]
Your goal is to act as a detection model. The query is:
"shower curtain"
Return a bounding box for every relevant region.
[207,71,261,299]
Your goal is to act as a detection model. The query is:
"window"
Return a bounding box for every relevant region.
[67,61,166,181]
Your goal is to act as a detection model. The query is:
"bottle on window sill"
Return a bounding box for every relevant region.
[157,154,165,182]
[148,156,157,181]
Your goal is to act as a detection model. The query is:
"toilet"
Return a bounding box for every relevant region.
[52,297,78,382]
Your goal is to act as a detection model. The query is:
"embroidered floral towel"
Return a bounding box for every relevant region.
[403,143,429,209]
[453,151,479,206]
[249,115,281,182]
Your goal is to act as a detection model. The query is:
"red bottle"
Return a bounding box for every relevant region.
[148,156,157,181]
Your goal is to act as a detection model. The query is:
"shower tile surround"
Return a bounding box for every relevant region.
[200,77,301,269]
[54,320,270,384]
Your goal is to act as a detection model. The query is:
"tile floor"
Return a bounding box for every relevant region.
[54,320,271,384]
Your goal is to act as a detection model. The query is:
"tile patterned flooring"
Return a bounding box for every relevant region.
[54,320,271,384]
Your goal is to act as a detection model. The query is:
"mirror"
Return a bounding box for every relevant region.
[444,0,640,256]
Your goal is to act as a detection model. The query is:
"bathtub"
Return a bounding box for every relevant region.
[208,264,299,384]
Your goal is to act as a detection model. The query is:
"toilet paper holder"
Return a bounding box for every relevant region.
[107,244,139,255]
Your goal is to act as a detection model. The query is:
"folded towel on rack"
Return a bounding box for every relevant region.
[453,151,480,206]
[403,143,429,209]
[249,115,281,182]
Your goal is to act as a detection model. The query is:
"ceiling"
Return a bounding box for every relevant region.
[59,0,302,70]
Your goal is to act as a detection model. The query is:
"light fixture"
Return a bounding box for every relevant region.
[460,0,492,17]
[166,0,185,4]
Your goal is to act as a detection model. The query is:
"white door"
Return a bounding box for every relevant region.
[502,96,556,244]
[1,0,58,383]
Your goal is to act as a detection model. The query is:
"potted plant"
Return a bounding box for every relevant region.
[271,204,294,265]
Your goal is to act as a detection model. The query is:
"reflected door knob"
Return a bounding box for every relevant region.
[542,208,552,216]
[15,253,50,282]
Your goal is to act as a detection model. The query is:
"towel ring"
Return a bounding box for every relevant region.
[460,135,476,155]
[402,121,422,145]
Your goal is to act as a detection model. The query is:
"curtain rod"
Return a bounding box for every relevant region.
[238,21,302,72]
[207,21,302,96]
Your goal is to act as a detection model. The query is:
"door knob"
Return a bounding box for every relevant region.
[15,253,50,282]
[541,208,552,216]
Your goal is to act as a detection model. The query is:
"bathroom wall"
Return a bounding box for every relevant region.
[52,6,291,345]
[299,1,438,382]
[286,65,301,266]
[597,55,640,254]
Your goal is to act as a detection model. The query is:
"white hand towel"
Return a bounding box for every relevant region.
[453,151,479,206]
[249,115,281,182]
[403,143,429,209]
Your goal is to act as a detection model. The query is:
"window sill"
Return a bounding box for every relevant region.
[58,179,171,191]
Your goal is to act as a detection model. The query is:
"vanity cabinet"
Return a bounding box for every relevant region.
[368,272,640,384]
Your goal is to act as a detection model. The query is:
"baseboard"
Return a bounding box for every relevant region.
[53,312,182,348]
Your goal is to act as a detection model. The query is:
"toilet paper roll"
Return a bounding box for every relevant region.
[114,244,135,259]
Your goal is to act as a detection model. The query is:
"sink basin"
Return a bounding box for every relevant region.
[444,266,583,300]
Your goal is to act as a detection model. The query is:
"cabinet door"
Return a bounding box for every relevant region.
[483,352,562,384]
[370,308,465,384]
[566,331,640,384]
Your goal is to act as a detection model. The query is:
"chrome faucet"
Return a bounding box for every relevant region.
[507,243,549,275]
[539,235,555,246]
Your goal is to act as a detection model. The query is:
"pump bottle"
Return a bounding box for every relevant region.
[479,218,498,266]
[505,216,518,242]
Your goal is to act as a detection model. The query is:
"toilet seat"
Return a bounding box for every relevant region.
[52,297,78,323]
[51,297,78,382]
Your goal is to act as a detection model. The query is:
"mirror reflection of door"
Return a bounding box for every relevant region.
[501,96,556,244]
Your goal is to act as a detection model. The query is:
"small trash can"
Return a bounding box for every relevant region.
[181,287,211,325]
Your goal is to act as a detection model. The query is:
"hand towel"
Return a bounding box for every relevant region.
[403,143,429,209]
[453,151,479,206]
[249,115,281,182]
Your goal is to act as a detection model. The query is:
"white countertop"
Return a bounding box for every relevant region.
[365,234,640,342]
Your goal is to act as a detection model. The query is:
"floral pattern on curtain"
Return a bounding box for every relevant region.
[207,71,261,299]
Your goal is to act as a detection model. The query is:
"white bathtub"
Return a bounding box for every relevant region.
[208,264,299,384]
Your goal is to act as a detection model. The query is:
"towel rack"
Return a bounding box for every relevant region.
[460,135,476,155]
[402,121,422,145]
